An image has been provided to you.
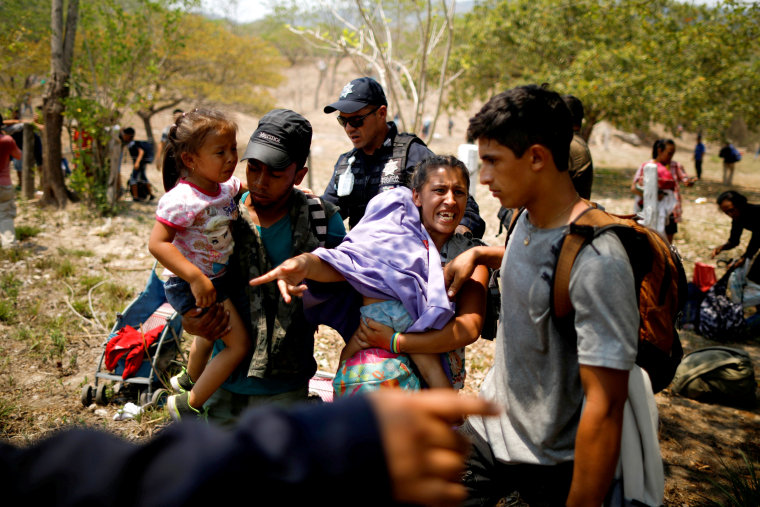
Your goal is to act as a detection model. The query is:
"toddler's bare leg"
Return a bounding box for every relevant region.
[410,353,452,389]
[185,336,214,383]
[187,300,250,409]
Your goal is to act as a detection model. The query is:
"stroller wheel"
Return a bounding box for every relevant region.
[81,385,94,407]
[139,391,150,406]
[95,384,110,405]
[151,388,168,407]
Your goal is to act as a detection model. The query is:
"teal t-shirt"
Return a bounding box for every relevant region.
[214,197,346,395]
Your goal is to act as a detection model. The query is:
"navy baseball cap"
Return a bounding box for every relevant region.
[324,77,388,114]
[241,109,312,170]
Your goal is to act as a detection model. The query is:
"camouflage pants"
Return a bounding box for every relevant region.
[204,384,308,426]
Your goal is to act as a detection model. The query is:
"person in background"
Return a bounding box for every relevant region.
[321,76,485,238]
[562,94,593,199]
[631,139,695,243]
[693,134,705,180]
[718,140,741,186]
[712,190,760,276]
[122,127,156,201]
[0,114,22,248]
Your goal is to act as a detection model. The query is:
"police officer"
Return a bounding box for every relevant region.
[322,77,485,237]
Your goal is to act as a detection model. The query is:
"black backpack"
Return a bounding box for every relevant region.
[140,141,155,163]
[698,269,745,341]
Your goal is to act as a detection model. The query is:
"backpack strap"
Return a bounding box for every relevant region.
[503,207,524,247]
[305,194,328,247]
[552,202,621,319]
[391,132,426,168]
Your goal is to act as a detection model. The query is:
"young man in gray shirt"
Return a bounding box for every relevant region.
[445,85,639,506]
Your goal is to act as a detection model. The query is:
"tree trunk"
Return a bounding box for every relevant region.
[107,127,123,208]
[314,59,327,110]
[21,124,35,199]
[41,0,79,209]
[138,110,156,148]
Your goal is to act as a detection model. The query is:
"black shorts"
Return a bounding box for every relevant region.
[665,214,678,236]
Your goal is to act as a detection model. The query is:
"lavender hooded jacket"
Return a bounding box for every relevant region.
[303,187,455,340]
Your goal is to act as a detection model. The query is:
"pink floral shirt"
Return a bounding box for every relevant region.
[156,177,241,278]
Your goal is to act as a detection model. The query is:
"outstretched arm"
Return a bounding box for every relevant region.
[444,246,503,298]
[249,252,345,303]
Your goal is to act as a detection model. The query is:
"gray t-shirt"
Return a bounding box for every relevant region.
[469,211,638,465]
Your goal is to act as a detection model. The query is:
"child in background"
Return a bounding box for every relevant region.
[148,108,250,420]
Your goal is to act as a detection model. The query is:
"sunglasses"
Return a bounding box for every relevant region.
[337,106,380,128]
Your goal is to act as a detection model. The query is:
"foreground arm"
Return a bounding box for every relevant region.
[2,390,497,507]
[354,265,489,353]
[249,252,345,303]
[566,365,629,507]
[444,246,504,298]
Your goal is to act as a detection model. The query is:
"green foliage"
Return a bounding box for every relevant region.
[55,259,76,278]
[0,300,15,323]
[450,0,760,140]
[0,398,17,432]
[248,3,319,66]
[708,451,760,506]
[49,330,67,359]
[79,274,106,290]
[15,225,41,242]
[71,299,92,319]
[11,326,32,342]
[63,95,121,214]
[1,273,22,300]
[34,256,56,270]
[0,273,22,323]
[0,0,50,108]
[0,247,28,263]
[170,14,284,113]
[57,247,95,258]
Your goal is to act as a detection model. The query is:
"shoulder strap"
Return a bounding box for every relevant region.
[335,148,359,174]
[503,207,524,247]
[391,132,425,169]
[552,202,623,319]
[305,195,328,247]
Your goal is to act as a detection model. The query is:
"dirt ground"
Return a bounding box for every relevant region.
[1,64,759,505]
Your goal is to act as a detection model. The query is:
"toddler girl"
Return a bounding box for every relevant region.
[148,109,250,420]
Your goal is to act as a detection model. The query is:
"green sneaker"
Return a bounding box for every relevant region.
[167,392,202,422]
[169,367,194,393]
